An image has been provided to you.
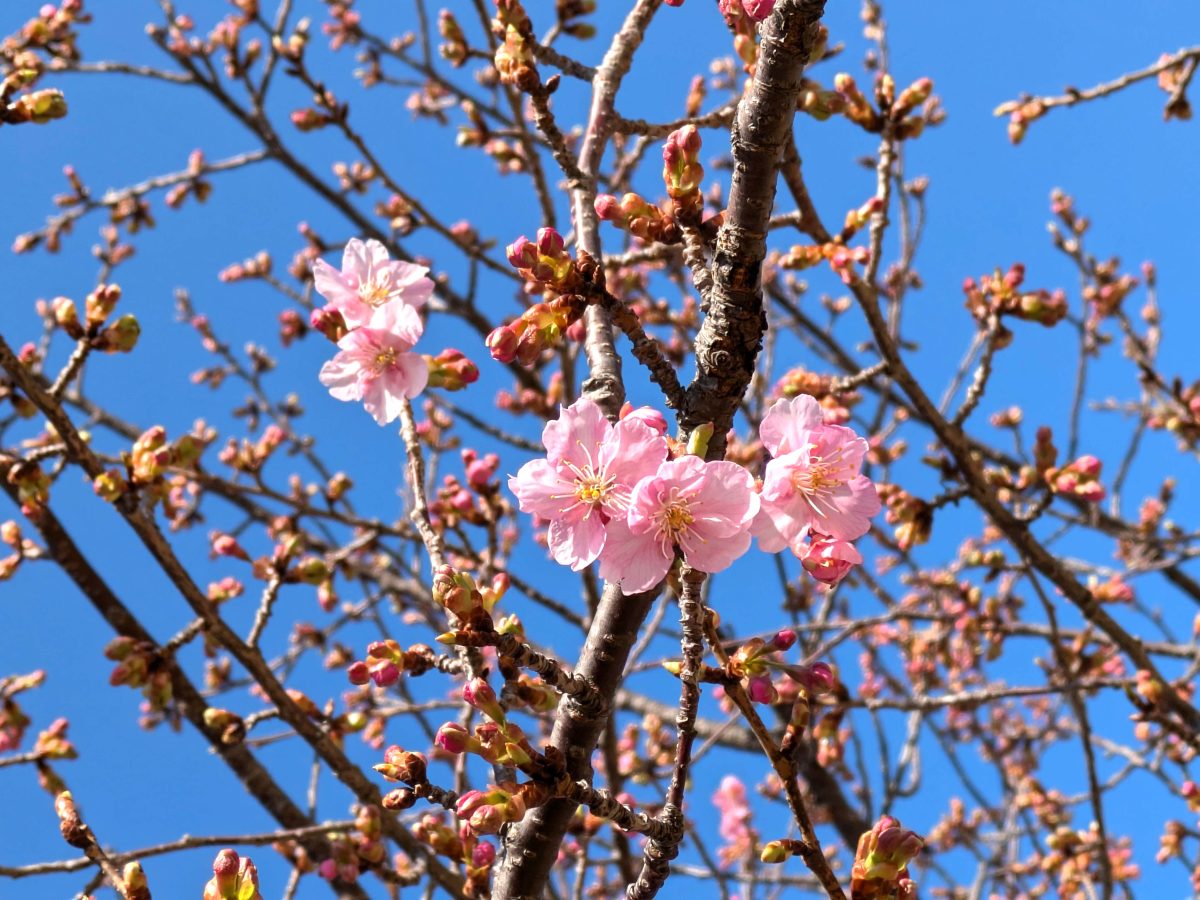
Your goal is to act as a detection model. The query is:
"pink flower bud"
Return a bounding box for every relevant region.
[794,661,835,695]
[347,661,370,685]
[462,677,504,722]
[741,0,776,17]
[473,840,497,867]
[619,403,669,435]
[505,236,537,270]
[210,532,250,562]
[748,673,777,704]
[370,662,400,688]
[535,227,564,256]
[772,629,797,652]
[594,193,620,220]
[436,722,472,754]
[309,304,347,343]
[486,324,519,363]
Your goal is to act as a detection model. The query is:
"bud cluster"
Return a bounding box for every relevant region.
[412,813,498,897]
[432,565,508,630]
[0,669,45,751]
[424,348,479,391]
[779,240,870,286]
[876,484,933,550]
[455,781,547,836]
[963,263,1068,328]
[662,125,704,219]
[105,637,173,722]
[487,228,587,365]
[492,0,536,87]
[52,284,139,354]
[346,640,442,689]
[776,368,863,424]
[1046,454,1106,503]
[850,816,924,899]
[801,73,942,139]
[594,192,681,244]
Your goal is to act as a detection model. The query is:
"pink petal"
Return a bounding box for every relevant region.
[690,461,759,531]
[813,476,880,541]
[541,397,610,468]
[681,525,751,575]
[752,504,791,553]
[600,418,668,494]
[388,260,434,308]
[598,519,672,595]
[341,238,371,282]
[548,514,606,571]
[509,460,578,520]
[318,353,365,402]
[760,395,825,456]
[365,301,424,347]
[361,238,392,271]
[312,257,356,308]
[390,350,429,398]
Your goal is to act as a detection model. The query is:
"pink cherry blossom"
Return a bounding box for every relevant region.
[312,237,434,329]
[754,395,880,551]
[712,775,753,868]
[796,533,862,586]
[318,304,428,425]
[599,456,759,594]
[508,397,668,571]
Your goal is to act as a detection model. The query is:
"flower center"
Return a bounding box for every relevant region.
[574,475,609,505]
[789,445,850,500]
[372,348,398,374]
[358,276,393,307]
[791,462,843,495]
[659,501,694,538]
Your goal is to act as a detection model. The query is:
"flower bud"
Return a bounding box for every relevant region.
[53,297,83,339]
[760,840,792,863]
[375,746,427,784]
[463,677,505,723]
[309,305,347,342]
[94,315,140,353]
[426,348,479,390]
[485,324,519,364]
[435,721,474,755]
[9,88,68,124]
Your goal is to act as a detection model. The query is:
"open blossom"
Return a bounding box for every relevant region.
[509,397,667,571]
[312,237,434,329]
[754,395,880,552]
[600,456,759,594]
[318,304,428,425]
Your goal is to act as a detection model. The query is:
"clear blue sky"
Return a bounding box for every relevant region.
[2,2,1199,897]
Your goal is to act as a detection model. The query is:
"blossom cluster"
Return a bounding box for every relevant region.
[510,393,879,593]
[314,238,479,424]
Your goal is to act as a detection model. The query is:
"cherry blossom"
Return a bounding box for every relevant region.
[508,397,668,571]
[754,395,880,552]
[599,456,759,594]
[312,237,434,329]
[712,775,754,868]
[318,303,428,425]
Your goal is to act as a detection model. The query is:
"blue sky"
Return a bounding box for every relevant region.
[2,1,1199,897]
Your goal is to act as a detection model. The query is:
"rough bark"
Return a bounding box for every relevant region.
[493,583,659,899]
[680,0,829,453]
